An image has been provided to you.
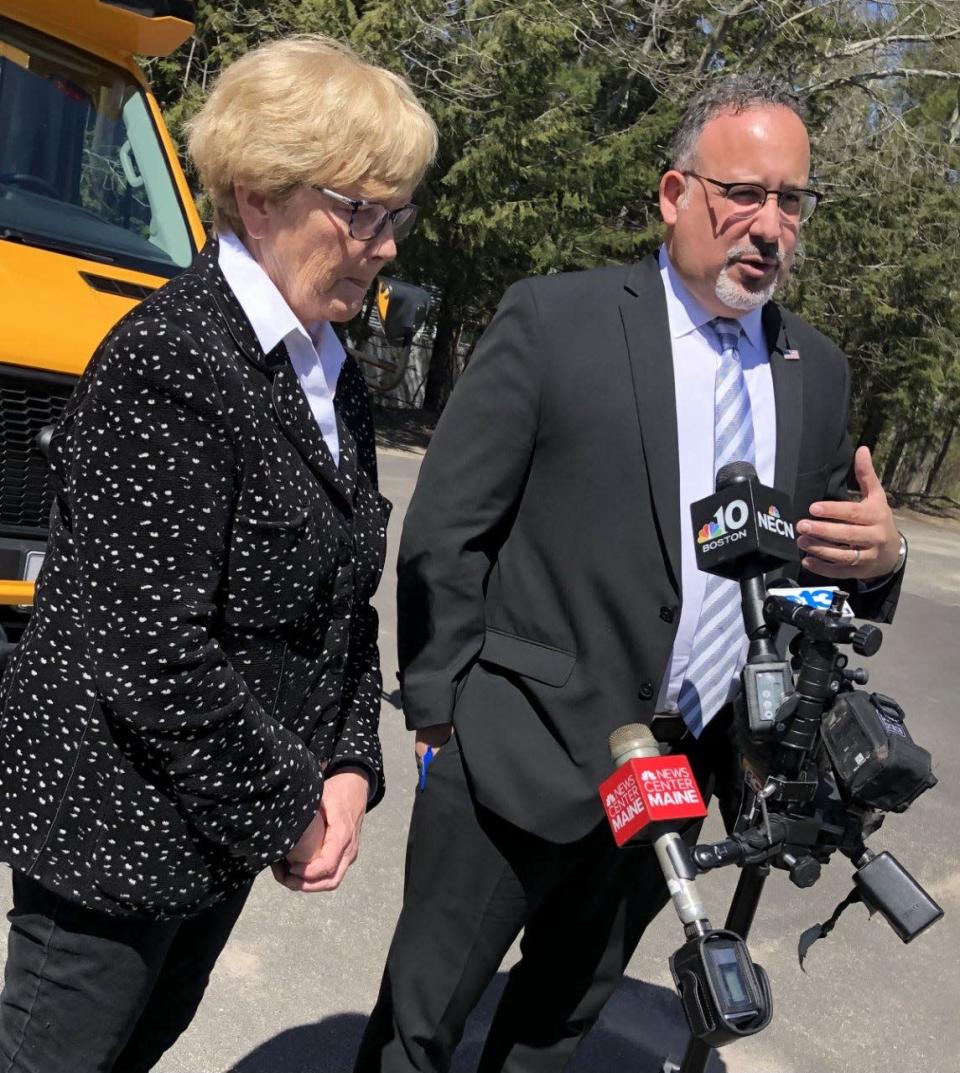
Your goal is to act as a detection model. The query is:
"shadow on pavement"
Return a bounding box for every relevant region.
[230,1012,367,1072]
[372,404,436,454]
[229,973,726,1073]
[457,973,727,1073]
[381,687,403,710]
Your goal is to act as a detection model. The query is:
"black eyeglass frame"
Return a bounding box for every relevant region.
[311,185,419,242]
[683,172,824,223]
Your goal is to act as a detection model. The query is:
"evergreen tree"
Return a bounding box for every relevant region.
[148,0,960,490]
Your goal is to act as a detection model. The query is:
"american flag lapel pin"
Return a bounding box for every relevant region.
[783,348,800,361]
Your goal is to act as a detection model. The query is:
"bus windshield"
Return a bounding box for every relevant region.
[0,15,194,277]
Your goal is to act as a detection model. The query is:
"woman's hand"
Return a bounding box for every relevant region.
[271,806,326,886]
[275,767,370,893]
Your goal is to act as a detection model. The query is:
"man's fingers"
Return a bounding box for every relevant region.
[797,520,870,549]
[802,553,862,579]
[853,445,883,500]
[799,539,869,565]
[806,497,870,525]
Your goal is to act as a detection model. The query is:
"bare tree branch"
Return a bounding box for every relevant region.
[824,30,960,59]
[806,67,960,94]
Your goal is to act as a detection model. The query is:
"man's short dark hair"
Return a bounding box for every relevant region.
[668,74,807,170]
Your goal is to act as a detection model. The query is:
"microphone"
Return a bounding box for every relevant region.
[600,724,710,933]
[690,461,798,662]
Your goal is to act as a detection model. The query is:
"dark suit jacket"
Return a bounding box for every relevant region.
[398,255,902,843]
[0,242,390,916]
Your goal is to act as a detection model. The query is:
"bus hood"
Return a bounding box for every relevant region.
[0,238,164,377]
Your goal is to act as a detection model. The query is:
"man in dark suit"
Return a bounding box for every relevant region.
[355,74,906,1073]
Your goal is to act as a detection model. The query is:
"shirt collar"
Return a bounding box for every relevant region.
[217,230,319,355]
[658,244,764,350]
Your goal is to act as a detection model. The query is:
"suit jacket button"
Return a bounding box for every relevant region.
[659,606,676,623]
[638,681,655,700]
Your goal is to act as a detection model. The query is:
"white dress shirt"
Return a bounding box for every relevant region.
[217,231,346,466]
[655,245,778,714]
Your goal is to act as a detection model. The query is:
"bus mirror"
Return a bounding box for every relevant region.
[376,278,431,347]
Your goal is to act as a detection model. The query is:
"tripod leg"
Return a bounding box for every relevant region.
[725,862,769,936]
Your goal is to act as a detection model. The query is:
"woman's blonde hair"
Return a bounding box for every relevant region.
[187,35,438,236]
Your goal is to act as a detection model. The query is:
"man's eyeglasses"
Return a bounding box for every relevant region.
[311,186,419,242]
[684,172,823,223]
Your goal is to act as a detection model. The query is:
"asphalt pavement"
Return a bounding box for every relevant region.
[1,446,956,1073]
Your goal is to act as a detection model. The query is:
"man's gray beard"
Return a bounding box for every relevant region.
[715,266,778,311]
[714,242,799,311]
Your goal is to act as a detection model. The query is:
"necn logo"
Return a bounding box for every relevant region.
[757,503,795,539]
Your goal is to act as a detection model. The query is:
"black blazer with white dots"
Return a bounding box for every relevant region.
[0,241,389,917]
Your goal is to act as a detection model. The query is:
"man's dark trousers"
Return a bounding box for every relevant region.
[355,719,737,1073]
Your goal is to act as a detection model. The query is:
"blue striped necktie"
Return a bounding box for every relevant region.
[677,318,757,736]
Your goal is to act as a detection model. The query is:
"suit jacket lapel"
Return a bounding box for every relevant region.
[620,256,682,593]
[763,303,803,498]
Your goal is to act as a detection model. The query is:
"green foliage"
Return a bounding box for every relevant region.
[150,0,960,483]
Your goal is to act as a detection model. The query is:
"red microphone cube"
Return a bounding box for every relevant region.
[599,754,708,846]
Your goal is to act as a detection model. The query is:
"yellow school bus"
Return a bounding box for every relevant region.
[0,0,204,637]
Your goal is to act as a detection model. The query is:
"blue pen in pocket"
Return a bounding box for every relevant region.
[417,746,435,792]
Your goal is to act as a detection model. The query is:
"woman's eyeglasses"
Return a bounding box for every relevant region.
[311,186,419,242]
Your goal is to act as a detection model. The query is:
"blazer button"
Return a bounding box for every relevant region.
[330,654,346,672]
[638,681,655,700]
[659,606,676,623]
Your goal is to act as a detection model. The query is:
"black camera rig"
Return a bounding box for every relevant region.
[664,586,942,1073]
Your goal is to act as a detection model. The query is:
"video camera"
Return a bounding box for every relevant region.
[601,461,942,1073]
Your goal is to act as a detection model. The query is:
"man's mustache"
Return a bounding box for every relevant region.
[723,244,784,268]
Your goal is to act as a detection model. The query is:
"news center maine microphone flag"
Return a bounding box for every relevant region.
[600,754,707,847]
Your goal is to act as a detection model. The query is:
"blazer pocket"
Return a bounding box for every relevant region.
[89,768,212,915]
[233,507,309,530]
[226,509,316,627]
[479,628,576,688]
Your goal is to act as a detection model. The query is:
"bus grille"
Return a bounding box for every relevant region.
[0,368,75,535]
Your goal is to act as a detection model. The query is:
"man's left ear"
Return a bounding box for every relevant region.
[659,170,686,226]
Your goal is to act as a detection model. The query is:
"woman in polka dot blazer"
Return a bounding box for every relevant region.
[0,36,436,1072]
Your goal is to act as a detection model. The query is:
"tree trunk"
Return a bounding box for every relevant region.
[924,415,958,495]
[899,433,933,493]
[422,295,462,414]
[881,431,908,488]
